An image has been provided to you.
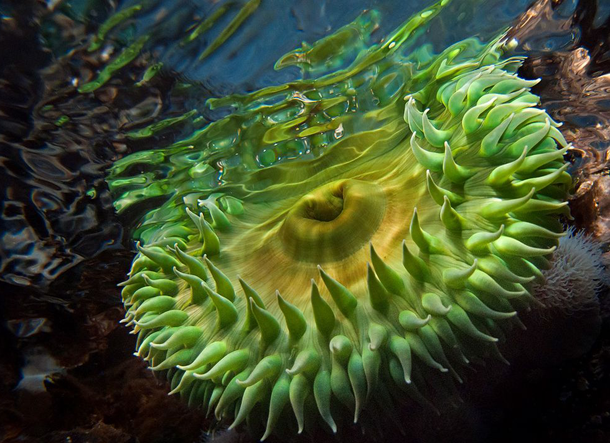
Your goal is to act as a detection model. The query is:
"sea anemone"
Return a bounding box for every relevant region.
[522,228,605,365]
[535,227,605,312]
[107,0,571,438]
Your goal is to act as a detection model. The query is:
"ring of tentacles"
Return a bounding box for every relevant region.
[111,6,571,439]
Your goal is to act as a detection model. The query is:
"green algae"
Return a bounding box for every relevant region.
[274,9,381,75]
[136,62,164,86]
[79,34,149,93]
[197,0,261,61]
[81,0,263,95]
[54,115,70,127]
[126,110,198,140]
[88,4,144,52]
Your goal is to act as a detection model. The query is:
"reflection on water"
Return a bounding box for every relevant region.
[509,0,610,245]
[0,0,609,442]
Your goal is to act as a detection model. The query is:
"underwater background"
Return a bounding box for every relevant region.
[1,0,610,442]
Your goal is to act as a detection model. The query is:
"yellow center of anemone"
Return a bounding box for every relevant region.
[279,179,387,263]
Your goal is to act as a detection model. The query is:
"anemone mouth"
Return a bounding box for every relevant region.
[109,4,572,438]
[279,179,387,263]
